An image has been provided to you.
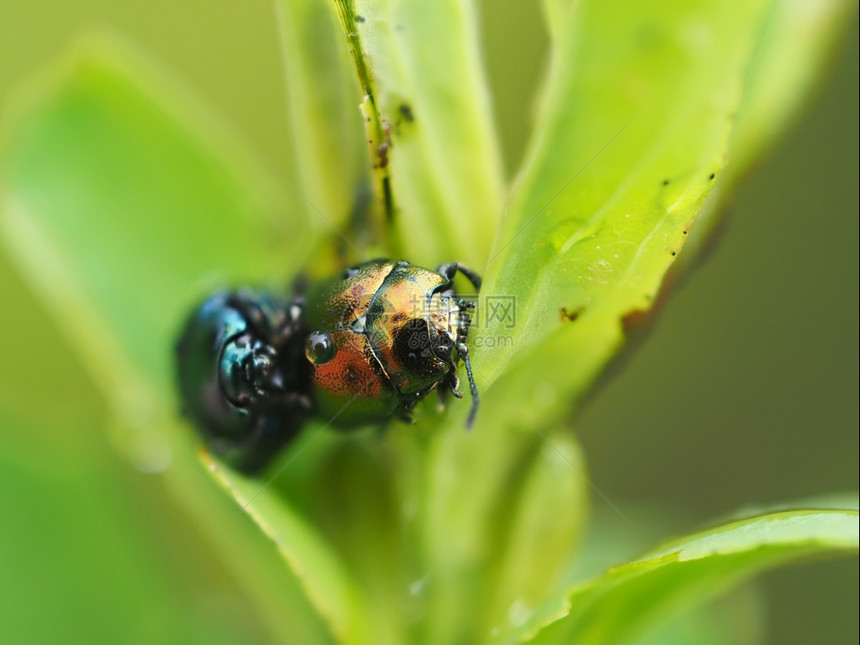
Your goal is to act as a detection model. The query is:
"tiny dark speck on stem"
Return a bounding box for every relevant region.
[671,251,676,256]
[709,172,716,180]
[355,15,365,23]
[399,104,415,122]
[662,179,670,186]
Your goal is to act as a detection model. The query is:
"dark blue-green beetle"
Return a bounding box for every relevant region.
[175,290,311,472]
[175,260,480,472]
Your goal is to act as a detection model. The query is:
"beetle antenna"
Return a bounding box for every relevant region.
[455,264,482,292]
[457,342,479,429]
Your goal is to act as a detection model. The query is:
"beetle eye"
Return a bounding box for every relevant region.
[305,331,336,365]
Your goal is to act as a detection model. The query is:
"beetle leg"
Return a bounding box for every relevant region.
[436,262,482,292]
[437,369,463,403]
[398,382,441,422]
[396,397,418,424]
[435,384,451,412]
[270,296,306,346]
[448,372,464,398]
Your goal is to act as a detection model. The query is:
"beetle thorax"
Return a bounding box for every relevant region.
[427,292,461,344]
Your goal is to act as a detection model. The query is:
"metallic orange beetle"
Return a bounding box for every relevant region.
[303,259,481,428]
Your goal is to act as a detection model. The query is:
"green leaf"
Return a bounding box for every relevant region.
[3,1,853,643]
[0,35,336,643]
[411,419,590,644]
[559,506,768,645]
[720,0,855,176]
[0,250,104,450]
[1,36,300,400]
[627,585,766,645]
[274,0,370,248]
[0,420,212,643]
[477,0,856,410]
[330,0,506,267]
[523,509,859,645]
[479,0,771,389]
[415,0,777,639]
[204,444,376,645]
[483,433,590,638]
[690,0,856,252]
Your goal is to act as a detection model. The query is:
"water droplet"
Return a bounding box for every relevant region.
[409,576,428,596]
[508,599,533,627]
[305,331,335,365]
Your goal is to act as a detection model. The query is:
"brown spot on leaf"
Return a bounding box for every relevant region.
[560,307,583,322]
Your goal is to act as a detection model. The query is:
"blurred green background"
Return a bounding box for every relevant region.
[0,1,856,643]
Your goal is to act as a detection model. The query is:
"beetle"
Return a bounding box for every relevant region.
[175,289,311,473]
[303,259,481,429]
[175,259,480,472]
